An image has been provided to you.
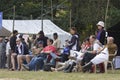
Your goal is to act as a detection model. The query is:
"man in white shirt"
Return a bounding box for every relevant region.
[53,33,61,53]
[81,35,103,67]
[82,37,116,73]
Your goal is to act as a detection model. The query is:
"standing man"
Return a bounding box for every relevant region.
[81,35,103,69]
[9,30,18,70]
[53,33,61,53]
[10,30,18,53]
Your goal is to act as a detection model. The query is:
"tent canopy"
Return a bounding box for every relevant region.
[107,22,120,56]
[0,27,11,37]
[2,19,71,48]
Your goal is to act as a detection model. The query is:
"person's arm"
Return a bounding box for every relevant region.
[100,30,106,45]
[68,36,76,49]
[57,40,61,50]
[41,48,52,54]
[114,44,118,56]
[86,50,97,54]
[87,43,101,54]
[43,51,52,53]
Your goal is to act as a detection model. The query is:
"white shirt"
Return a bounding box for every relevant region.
[17,43,23,54]
[93,40,103,53]
[53,38,61,49]
[6,41,11,55]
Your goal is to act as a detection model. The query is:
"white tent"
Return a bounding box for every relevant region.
[2,19,71,48]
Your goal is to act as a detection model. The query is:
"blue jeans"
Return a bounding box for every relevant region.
[27,53,47,71]
[50,53,60,66]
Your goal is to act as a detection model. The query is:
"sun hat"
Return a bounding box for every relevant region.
[97,21,104,27]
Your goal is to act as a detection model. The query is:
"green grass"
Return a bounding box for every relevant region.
[0,69,120,80]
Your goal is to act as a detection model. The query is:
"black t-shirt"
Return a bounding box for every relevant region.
[37,36,48,47]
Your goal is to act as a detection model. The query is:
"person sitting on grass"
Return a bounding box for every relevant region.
[22,39,58,71]
[25,41,44,65]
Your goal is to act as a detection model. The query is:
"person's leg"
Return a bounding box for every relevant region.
[25,54,47,70]
[35,57,44,70]
[27,57,36,70]
[56,62,69,71]
[61,54,69,62]
[82,61,93,72]
[11,53,17,70]
[82,53,96,72]
[22,56,36,71]
[50,53,60,59]
[26,55,33,64]
[17,55,21,70]
[50,53,61,66]
[91,54,107,73]
[0,52,6,69]
[17,55,26,70]
[27,57,44,71]
[84,52,96,64]
[6,53,12,69]
[0,55,2,68]
[99,63,105,73]
[56,62,65,68]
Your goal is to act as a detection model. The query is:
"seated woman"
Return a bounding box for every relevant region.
[82,37,117,73]
[11,38,29,71]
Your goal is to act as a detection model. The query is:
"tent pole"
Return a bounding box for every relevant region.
[12,5,15,32]
[51,0,53,21]
[105,0,110,30]
[30,14,33,20]
[70,9,72,28]
[41,0,43,31]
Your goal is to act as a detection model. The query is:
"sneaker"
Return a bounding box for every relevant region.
[22,64,30,71]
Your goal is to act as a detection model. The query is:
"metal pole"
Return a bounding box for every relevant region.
[41,0,43,31]
[12,5,15,32]
[30,14,33,20]
[70,9,72,28]
[51,0,53,21]
[105,0,110,30]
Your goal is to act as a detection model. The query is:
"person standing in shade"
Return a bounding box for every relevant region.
[96,21,106,45]
[96,21,106,72]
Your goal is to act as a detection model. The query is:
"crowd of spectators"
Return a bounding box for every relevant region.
[0,21,118,73]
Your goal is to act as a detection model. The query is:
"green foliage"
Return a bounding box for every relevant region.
[0,0,120,40]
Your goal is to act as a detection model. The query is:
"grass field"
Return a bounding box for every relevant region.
[0,69,120,80]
